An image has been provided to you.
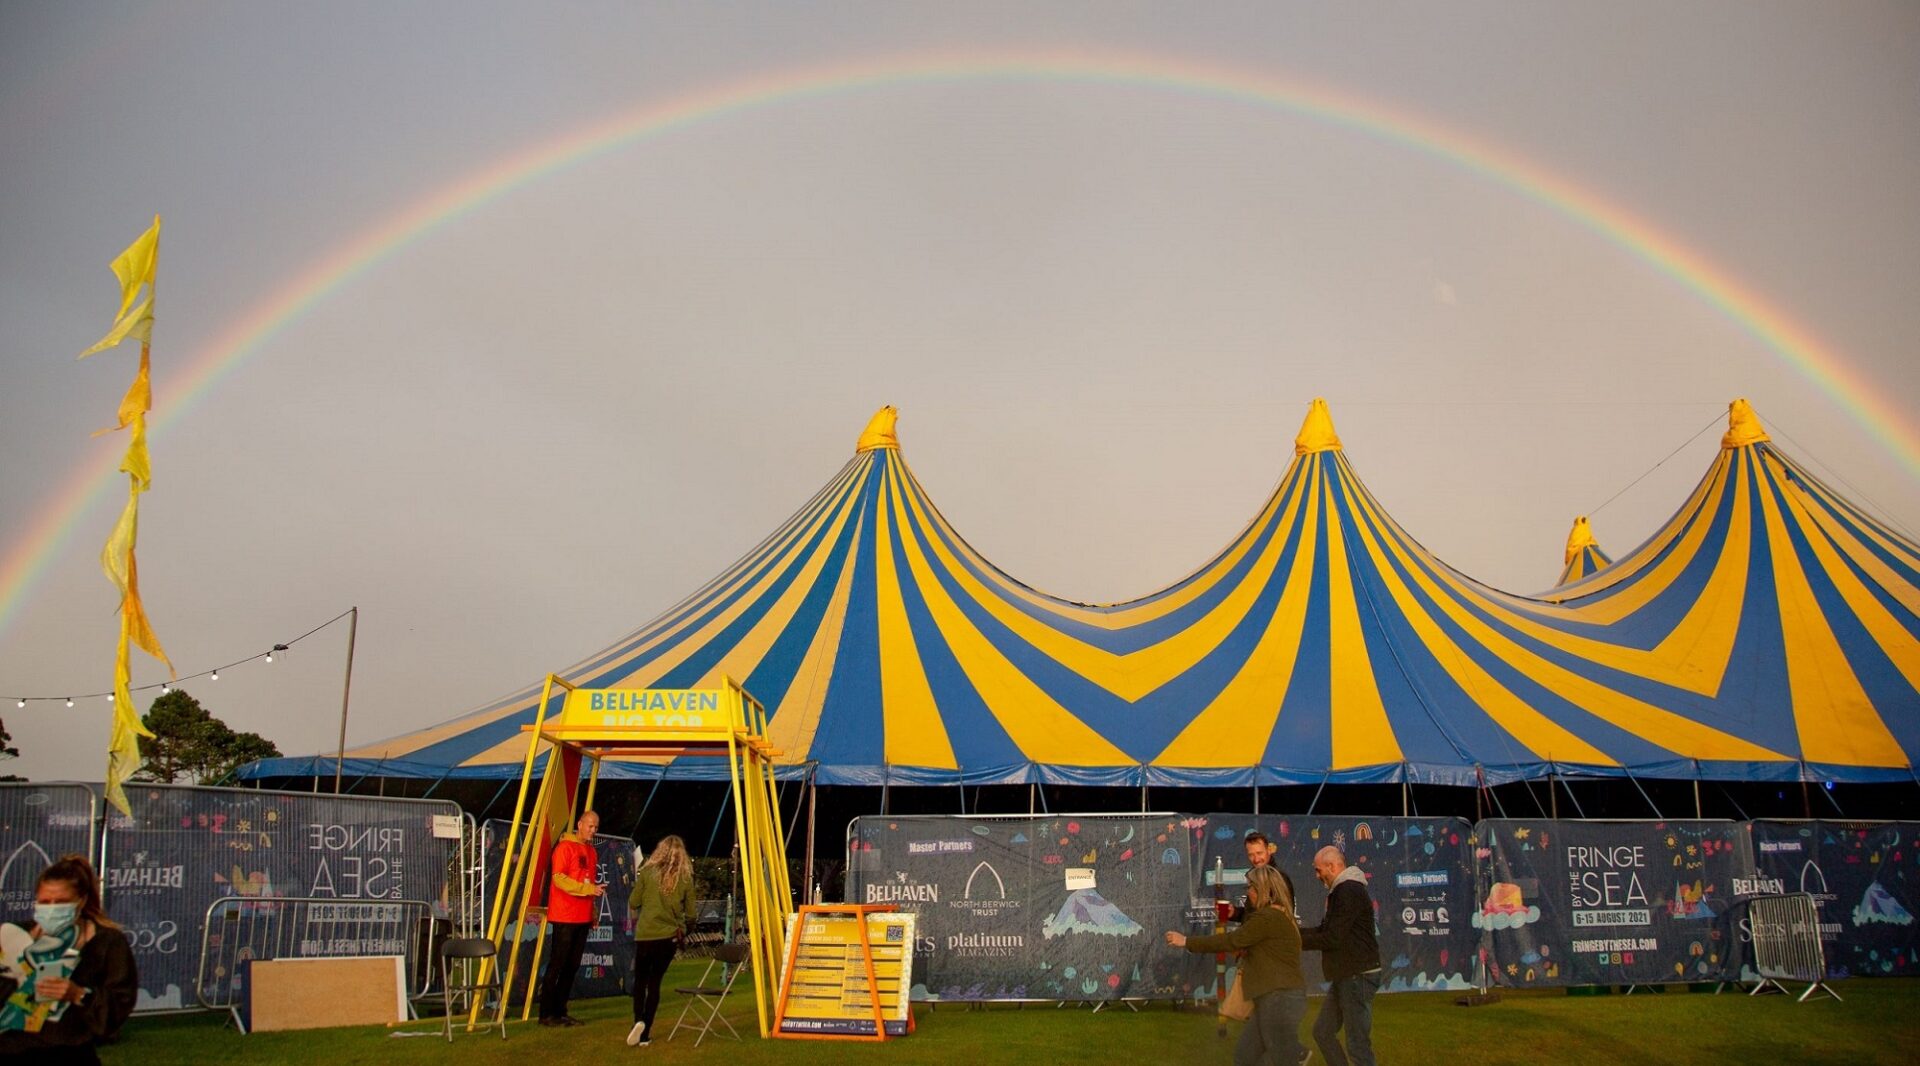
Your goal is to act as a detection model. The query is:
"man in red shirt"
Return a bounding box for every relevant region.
[538,810,605,1027]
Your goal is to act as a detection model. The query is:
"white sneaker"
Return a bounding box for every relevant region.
[626,1021,647,1046]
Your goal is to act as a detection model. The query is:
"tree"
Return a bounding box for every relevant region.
[136,689,281,785]
[0,717,21,782]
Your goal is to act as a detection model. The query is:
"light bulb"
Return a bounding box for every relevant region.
[161,685,170,694]
[265,652,274,663]
[14,699,23,708]
[210,671,219,681]
[66,698,74,708]
[107,693,114,702]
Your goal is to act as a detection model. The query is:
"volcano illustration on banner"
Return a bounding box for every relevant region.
[1043,888,1143,939]
[1853,883,1914,928]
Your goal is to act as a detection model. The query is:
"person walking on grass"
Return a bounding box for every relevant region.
[1300,846,1381,1066]
[626,834,695,1047]
[1167,865,1308,1066]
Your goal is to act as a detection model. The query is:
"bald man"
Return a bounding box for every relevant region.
[1299,846,1381,1066]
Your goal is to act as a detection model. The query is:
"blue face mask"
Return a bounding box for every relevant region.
[35,902,78,937]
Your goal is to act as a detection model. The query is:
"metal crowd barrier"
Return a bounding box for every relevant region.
[195,896,437,1012]
[1746,893,1839,1002]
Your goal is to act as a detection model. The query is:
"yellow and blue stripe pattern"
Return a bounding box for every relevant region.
[247,399,1919,786]
[1555,516,1612,588]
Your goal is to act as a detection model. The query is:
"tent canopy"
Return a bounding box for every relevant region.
[244,400,1920,788]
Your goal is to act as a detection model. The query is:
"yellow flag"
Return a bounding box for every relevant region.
[79,217,160,359]
[104,613,156,819]
[85,216,170,817]
[79,296,153,360]
[94,347,154,439]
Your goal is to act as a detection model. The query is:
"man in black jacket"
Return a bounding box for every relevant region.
[1300,845,1381,1066]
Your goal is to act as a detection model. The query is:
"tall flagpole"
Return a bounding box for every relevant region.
[334,605,358,793]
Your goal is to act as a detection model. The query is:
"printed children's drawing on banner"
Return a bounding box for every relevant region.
[104,786,460,1011]
[1476,820,1742,987]
[481,820,636,999]
[848,815,1205,1001]
[1199,815,1476,994]
[1745,821,1920,979]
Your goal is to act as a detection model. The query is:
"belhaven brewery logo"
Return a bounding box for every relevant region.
[866,871,939,904]
[948,860,1022,919]
[1732,875,1786,898]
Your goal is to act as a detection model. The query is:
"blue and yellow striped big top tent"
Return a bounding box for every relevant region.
[245,399,1919,788]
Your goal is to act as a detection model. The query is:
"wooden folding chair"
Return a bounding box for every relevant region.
[440,937,507,1041]
[667,940,749,1046]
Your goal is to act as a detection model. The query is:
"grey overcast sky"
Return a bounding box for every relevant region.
[2,3,1916,781]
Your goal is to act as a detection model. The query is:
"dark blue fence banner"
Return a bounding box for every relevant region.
[483,821,637,1000]
[1198,815,1477,993]
[104,785,461,1011]
[1743,821,1920,979]
[847,814,1209,1001]
[1475,819,1744,987]
[0,784,97,921]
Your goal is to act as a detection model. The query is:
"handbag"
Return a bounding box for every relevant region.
[1218,971,1253,1022]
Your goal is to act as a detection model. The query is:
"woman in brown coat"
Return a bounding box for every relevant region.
[1166,864,1306,1066]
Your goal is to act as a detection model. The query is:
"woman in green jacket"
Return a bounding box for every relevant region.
[1166,864,1306,1066]
[626,834,695,1047]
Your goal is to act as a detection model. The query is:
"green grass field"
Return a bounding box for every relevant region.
[102,964,1916,1065]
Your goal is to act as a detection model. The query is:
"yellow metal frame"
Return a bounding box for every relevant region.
[467,675,792,1036]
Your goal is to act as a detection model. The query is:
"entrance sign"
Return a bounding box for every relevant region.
[559,688,725,730]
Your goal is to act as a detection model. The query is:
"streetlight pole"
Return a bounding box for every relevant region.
[334,606,357,793]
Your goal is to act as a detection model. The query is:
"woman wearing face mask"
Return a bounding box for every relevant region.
[0,854,138,1065]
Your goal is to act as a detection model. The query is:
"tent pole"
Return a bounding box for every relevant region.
[481,778,514,821]
[1819,781,1845,817]
[1800,763,1812,819]
[1623,771,1661,819]
[1252,781,1260,817]
[1487,780,1510,819]
[1307,771,1330,816]
[704,786,732,857]
[1718,783,1749,821]
[630,775,664,839]
[1028,782,1035,815]
[804,770,818,906]
[1037,781,1048,815]
[1693,762,1703,819]
[1474,766,1485,824]
[881,767,889,816]
[420,769,453,800]
[1401,765,1410,817]
[1561,774,1588,819]
[1549,767,1558,820]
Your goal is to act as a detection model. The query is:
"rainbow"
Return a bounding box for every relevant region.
[6,47,1916,637]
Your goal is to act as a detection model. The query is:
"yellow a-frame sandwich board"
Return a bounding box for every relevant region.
[468,675,793,1037]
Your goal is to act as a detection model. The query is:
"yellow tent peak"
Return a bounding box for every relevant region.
[1564,516,1598,566]
[1720,398,1771,450]
[1294,398,1343,456]
[855,406,900,453]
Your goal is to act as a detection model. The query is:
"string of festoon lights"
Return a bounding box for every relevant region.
[7,607,357,710]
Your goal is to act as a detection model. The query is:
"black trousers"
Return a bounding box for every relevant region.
[539,921,591,1020]
[631,937,679,1030]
